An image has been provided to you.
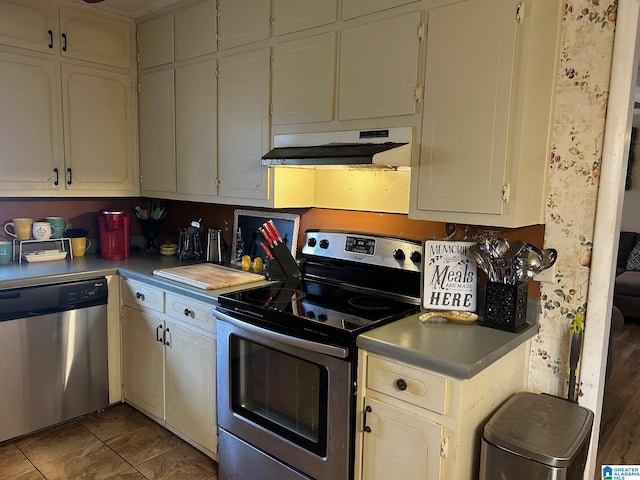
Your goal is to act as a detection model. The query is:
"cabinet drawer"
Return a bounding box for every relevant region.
[165,292,216,335]
[366,355,447,414]
[121,278,165,313]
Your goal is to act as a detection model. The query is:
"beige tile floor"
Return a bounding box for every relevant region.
[0,403,218,480]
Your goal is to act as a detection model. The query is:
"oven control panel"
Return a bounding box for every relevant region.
[302,230,422,272]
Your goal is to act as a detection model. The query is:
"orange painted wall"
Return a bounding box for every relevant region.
[0,198,544,296]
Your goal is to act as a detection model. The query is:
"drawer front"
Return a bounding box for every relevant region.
[366,354,448,414]
[165,292,216,335]
[121,278,165,313]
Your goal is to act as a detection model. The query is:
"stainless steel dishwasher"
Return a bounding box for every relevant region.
[0,277,109,442]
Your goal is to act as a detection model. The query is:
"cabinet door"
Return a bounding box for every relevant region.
[165,322,217,454]
[0,52,61,193]
[176,59,218,196]
[342,0,419,20]
[0,0,57,53]
[59,7,132,68]
[218,0,270,50]
[175,0,217,61]
[122,306,165,420]
[362,397,442,479]
[139,69,176,194]
[416,0,516,216]
[339,12,420,120]
[61,63,137,194]
[273,0,336,36]
[218,49,270,199]
[137,13,174,69]
[272,32,336,125]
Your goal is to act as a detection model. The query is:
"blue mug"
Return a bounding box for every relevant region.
[45,217,68,239]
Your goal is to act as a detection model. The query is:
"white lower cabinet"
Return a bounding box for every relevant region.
[362,397,443,479]
[356,342,529,479]
[121,278,218,458]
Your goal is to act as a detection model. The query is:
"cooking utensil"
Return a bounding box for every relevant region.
[469,244,497,282]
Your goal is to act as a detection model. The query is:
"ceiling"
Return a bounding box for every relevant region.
[66,0,184,18]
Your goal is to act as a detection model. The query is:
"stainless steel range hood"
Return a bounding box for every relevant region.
[261,128,412,167]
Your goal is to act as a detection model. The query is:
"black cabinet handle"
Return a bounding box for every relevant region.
[396,378,407,391]
[48,30,53,49]
[66,167,72,185]
[135,291,144,300]
[164,327,170,346]
[184,308,192,317]
[53,167,59,186]
[61,32,67,51]
[156,324,163,342]
[363,405,372,433]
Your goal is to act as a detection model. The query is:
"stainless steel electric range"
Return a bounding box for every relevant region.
[214,230,423,480]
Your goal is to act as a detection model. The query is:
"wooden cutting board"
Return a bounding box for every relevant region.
[153,263,265,290]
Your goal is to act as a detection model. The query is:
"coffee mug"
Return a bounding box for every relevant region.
[32,221,52,240]
[45,217,67,239]
[0,241,12,264]
[4,218,33,240]
[70,237,92,257]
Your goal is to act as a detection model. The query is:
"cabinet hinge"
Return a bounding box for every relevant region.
[271,15,275,26]
[215,68,221,78]
[136,32,139,43]
[270,55,275,67]
[414,85,423,103]
[136,52,140,63]
[269,103,273,116]
[216,5,220,18]
[137,83,141,93]
[515,2,524,23]
[216,177,221,188]
[417,22,425,42]
[502,183,511,203]
[440,436,448,458]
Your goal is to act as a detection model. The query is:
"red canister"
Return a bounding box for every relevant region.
[97,209,132,260]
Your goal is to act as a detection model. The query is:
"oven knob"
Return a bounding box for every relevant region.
[306,311,316,319]
[410,251,422,263]
[318,314,328,322]
[319,239,330,249]
[393,249,405,261]
[307,237,317,247]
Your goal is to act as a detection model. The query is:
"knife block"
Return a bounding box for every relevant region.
[479,281,528,332]
[265,243,301,281]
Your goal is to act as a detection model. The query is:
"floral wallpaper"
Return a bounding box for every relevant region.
[530,0,617,395]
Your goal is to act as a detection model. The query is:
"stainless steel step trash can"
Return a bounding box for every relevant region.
[479,391,594,480]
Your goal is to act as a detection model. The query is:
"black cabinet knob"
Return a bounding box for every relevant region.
[184,308,192,317]
[396,378,407,391]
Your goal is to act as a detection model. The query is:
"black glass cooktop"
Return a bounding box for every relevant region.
[216,279,420,347]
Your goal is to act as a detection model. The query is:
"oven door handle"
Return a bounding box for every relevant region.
[214,309,350,359]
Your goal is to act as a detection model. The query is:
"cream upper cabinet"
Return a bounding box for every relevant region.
[218,48,270,200]
[61,63,136,193]
[137,13,174,69]
[272,0,337,36]
[338,12,421,120]
[59,7,132,68]
[218,0,270,50]
[410,0,562,227]
[0,52,61,192]
[0,0,57,53]
[272,32,336,125]
[0,0,137,197]
[139,68,177,194]
[174,0,217,61]
[342,0,419,20]
[175,59,218,196]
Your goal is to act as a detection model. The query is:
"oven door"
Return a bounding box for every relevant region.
[215,308,353,480]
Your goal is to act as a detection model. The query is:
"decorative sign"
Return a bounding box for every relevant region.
[422,240,477,311]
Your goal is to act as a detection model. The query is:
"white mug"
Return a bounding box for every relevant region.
[32,221,52,240]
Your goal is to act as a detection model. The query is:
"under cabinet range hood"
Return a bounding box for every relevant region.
[261,127,412,167]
